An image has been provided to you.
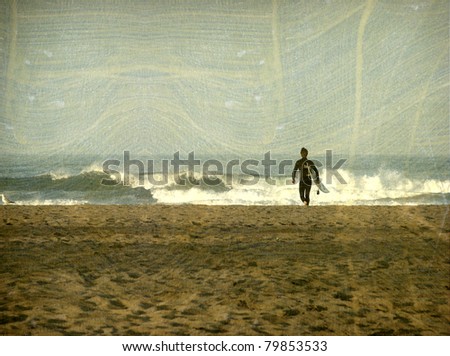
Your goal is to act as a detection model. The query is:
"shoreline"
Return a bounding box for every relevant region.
[1,205,449,335]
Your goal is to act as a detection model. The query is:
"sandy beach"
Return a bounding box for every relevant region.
[0,205,449,336]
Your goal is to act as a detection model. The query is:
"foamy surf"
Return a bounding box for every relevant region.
[1,157,448,206]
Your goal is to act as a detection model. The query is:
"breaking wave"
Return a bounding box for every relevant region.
[0,167,448,206]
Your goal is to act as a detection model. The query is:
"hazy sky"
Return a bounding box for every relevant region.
[1,0,448,160]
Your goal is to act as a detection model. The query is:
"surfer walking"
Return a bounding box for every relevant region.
[292,147,320,206]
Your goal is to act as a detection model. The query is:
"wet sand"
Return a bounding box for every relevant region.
[0,205,449,335]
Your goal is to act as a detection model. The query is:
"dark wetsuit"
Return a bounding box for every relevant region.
[292,158,319,205]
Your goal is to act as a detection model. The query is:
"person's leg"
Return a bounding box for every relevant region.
[299,183,306,204]
[304,185,311,205]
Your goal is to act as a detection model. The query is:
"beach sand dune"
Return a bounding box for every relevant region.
[0,205,449,335]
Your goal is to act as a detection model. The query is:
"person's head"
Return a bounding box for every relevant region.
[300,147,308,158]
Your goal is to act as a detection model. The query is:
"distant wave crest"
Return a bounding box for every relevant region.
[0,167,448,205]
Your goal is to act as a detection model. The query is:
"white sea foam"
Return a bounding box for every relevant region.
[144,169,449,206]
[80,162,107,174]
[49,171,71,180]
[2,160,448,206]
[17,199,89,206]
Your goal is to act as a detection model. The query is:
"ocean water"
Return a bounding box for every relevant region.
[0,154,448,206]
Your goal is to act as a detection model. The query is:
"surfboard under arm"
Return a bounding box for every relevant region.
[308,166,329,193]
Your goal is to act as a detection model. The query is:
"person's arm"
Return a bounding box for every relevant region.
[310,161,320,182]
[292,161,299,183]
